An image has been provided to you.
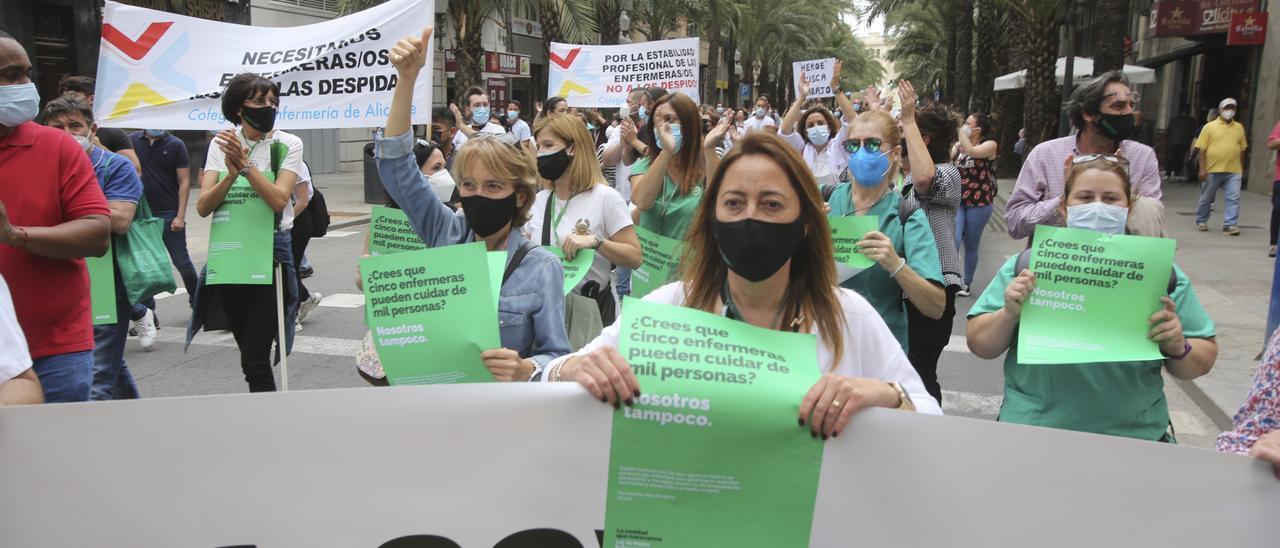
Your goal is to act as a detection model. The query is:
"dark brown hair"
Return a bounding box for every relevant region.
[681,132,846,367]
[642,92,704,195]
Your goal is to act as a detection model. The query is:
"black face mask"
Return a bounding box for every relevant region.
[537,148,572,181]
[460,192,518,237]
[1096,113,1135,142]
[712,217,806,282]
[242,106,277,133]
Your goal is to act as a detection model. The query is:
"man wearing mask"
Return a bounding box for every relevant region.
[0,33,112,402]
[43,97,145,399]
[58,75,142,175]
[1005,71,1161,239]
[1194,98,1249,235]
[449,86,506,151]
[506,100,534,154]
[429,106,459,169]
[743,95,779,134]
[129,127,197,314]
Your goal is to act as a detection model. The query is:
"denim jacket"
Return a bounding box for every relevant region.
[375,129,570,376]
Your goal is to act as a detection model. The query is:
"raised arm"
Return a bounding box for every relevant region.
[830,60,858,123]
[779,76,810,135]
[897,80,936,194]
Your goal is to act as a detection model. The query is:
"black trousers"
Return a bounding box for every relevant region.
[905,287,959,406]
[219,282,279,392]
[1271,180,1280,246]
[291,209,314,301]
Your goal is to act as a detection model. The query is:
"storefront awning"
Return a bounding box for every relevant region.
[1136,36,1226,68]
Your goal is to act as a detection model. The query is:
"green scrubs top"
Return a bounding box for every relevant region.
[631,156,704,242]
[828,183,943,351]
[967,255,1216,441]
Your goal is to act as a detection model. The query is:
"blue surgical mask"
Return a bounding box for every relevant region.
[753,107,766,118]
[144,129,166,138]
[715,106,725,114]
[1066,202,1129,235]
[657,123,682,151]
[807,125,830,146]
[587,123,597,131]
[638,105,650,123]
[0,82,40,128]
[471,107,490,126]
[848,147,890,187]
[507,110,519,121]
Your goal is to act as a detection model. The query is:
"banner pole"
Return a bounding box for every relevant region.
[276,262,289,392]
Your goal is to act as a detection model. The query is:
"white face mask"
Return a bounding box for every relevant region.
[426,169,456,203]
[73,134,93,152]
[1066,202,1129,235]
[1221,110,1236,121]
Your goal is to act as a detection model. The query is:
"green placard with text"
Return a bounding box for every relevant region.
[632,226,683,299]
[1018,225,1177,364]
[369,205,428,256]
[87,241,117,325]
[544,247,594,294]
[829,215,878,269]
[207,174,274,285]
[361,243,500,384]
[604,297,823,547]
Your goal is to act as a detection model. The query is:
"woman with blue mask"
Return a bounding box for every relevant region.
[967,156,1218,441]
[779,61,860,186]
[826,109,946,353]
[631,93,728,244]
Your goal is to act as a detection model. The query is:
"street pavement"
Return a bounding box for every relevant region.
[122,171,1266,450]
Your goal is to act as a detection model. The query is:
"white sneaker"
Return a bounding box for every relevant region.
[297,292,322,324]
[137,309,157,351]
[957,285,972,297]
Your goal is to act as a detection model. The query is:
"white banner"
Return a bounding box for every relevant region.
[1,385,1277,546]
[94,0,433,130]
[793,57,836,99]
[548,38,700,108]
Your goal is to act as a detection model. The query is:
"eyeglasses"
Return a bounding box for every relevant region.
[244,97,280,108]
[844,137,884,154]
[1072,153,1130,173]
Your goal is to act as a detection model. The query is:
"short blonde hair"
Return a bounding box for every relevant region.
[532,113,605,193]
[453,135,539,227]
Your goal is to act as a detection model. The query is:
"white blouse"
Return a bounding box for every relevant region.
[544,281,943,415]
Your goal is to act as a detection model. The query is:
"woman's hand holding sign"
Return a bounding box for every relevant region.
[799,373,901,439]
[1148,296,1186,356]
[1004,269,1037,318]
[481,348,535,382]
[559,347,640,409]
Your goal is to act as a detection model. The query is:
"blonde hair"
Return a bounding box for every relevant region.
[850,110,902,187]
[532,113,606,194]
[453,136,539,227]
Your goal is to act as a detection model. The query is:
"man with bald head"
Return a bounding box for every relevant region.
[0,31,112,403]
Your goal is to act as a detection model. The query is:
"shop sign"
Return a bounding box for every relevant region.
[485,51,531,77]
[513,17,543,38]
[487,77,508,105]
[1149,0,1198,37]
[1227,12,1267,45]
[1196,0,1259,35]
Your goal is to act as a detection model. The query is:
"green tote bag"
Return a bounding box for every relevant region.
[115,196,177,305]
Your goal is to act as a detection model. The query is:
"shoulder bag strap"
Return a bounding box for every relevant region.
[502,241,536,287]
[541,194,555,246]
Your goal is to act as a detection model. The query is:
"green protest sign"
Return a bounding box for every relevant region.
[829,215,878,270]
[369,206,428,256]
[487,251,505,306]
[632,226,683,299]
[605,297,823,547]
[207,174,274,285]
[361,242,500,384]
[1018,225,1177,364]
[86,241,117,325]
[543,247,594,294]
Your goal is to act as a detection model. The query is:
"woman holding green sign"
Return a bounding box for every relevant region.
[375,27,569,382]
[187,74,303,393]
[827,108,946,352]
[545,132,941,436]
[525,113,642,326]
[967,156,1218,441]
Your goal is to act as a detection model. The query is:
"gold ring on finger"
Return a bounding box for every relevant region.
[831,400,843,408]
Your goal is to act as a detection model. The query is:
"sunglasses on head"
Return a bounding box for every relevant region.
[843,138,884,154]
[1073,153,1130,173]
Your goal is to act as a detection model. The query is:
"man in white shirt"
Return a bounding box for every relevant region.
[0,274,41,406]
[450,86,506,150]
[743,94,778,134]
[505,100,534,154]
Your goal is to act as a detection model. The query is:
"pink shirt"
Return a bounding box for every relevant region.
[1269,120,1280,177]
[1217,328,1280,454]
[1004,135,1163,239]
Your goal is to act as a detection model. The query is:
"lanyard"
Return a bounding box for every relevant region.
[549,191,580,245]
[844,185,890,217]
[721,283,799,333]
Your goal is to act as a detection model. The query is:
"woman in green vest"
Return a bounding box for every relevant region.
[967,156,1219,441]
[826,109,945,351]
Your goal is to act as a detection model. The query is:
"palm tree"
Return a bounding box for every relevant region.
[1091,0,1127,73]
[953,0,975,110]
[1005,0,1065,149]
[970,0,1003,114]
[532,1,599,100]
[884,1,948,97]
[596,0,623,45]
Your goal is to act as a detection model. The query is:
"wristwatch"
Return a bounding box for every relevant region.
[886,381,916,411]
[238,165,252,178]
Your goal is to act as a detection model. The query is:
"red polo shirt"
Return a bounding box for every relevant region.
[0,122,109,359]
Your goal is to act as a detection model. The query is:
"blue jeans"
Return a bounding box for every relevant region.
[955,204,994,286]
[616,267,632,298]
[1195,172,1242,227]
[92,276,140,400]
[31,349,93,403]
